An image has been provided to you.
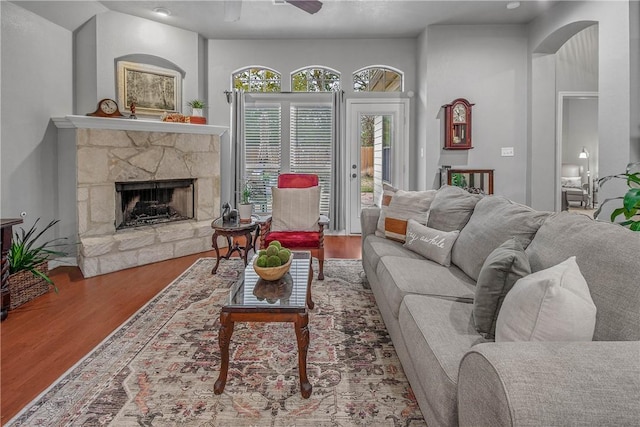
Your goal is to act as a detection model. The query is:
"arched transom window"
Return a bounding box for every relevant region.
[353,66,403,92]
[291,66,340,92]
[233,67,281,92]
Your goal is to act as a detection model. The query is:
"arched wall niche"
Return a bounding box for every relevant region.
[114,53,185,77]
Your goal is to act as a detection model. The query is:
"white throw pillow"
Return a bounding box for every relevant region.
[271,186,320,232]
[495,256,596,342]
[403,219,459,266]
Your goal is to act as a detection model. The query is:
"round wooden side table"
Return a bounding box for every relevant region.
[210,218,259,274]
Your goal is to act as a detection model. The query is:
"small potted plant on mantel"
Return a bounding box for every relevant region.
[187,99,207,124]
[238,181,253,223]
[8,218,67,309]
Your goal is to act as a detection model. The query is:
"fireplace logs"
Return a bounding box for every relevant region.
[116,179,195,230]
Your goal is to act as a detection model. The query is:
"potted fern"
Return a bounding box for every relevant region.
[8,218,67,308]
[594,162,640,231]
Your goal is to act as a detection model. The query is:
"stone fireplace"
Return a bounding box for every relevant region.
[54,116,227,277]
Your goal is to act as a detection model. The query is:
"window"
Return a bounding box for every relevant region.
[292,67,340,92]
[244,105,282,212]
[353,66,403,92]
[233,67,281,92]
[290,104,332,213]
[243,94,333,214]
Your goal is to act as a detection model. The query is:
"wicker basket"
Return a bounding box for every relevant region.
[253,256,292,281]
[8,263,50,310]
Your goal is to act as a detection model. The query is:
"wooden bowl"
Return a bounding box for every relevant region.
[253,256,292,281]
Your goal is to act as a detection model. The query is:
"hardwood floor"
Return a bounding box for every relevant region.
[0,235,361,424]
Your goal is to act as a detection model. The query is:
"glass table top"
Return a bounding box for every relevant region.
[226,251,311,309]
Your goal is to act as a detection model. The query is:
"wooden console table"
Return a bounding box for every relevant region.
[1,218,23,321]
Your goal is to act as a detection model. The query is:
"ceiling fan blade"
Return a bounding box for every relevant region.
[285,0,323,15]
[224,0,242,22]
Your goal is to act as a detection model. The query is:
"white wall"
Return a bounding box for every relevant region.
[422,25,529,202]
[631,0,640,163]
[528,1,631,211]
[1,2,72,233]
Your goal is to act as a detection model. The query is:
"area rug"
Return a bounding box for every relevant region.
[8,258,426,426]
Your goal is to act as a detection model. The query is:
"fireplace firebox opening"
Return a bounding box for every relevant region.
[115,179,195,230]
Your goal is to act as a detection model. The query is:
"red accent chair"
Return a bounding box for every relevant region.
[260,173,329,280]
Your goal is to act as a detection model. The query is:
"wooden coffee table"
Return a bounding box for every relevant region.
[214,251,314,398]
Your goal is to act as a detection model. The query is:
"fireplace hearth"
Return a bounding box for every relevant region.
[116,179,195,229]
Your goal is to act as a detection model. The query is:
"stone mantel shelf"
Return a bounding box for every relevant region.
[52,115,228,136]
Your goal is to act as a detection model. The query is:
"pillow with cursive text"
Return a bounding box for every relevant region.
[403,219,460,267]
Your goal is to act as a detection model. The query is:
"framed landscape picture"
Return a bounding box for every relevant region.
[117,61,182,116]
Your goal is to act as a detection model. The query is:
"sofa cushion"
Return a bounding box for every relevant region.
[376,189,436,242]
[403,219,460,267]
[427,185,482,232]
[496,256,596,342]
[452,196,550,281]
[376,256,475,318]
[362,235,424,275]
[525,211,640,341]
[473,238,531,339]
[399,295,487,426]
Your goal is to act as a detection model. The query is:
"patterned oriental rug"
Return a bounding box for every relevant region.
[8,258,426,427]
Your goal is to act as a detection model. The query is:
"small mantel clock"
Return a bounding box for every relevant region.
[442,98,474,150]
[87,98,124,118]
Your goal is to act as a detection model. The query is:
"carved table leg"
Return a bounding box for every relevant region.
[241,230,252,266]
[214,311,234,394]
[294,312,312,398]
[211,231,222,274]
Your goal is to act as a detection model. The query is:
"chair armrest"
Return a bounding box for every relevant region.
[458,341,640,427]
[360,207,381,238]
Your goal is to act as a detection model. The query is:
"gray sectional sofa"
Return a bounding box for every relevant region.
[361,186,640,426]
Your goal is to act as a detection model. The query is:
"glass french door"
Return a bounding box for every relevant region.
[346,100,407,234]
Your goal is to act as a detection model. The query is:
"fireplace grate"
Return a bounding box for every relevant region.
[115,179,195,230]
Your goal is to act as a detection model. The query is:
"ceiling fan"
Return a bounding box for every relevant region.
[224,0,323,22]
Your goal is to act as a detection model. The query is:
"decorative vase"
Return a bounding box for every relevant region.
[192,108,203,117]
[238,203,253,223]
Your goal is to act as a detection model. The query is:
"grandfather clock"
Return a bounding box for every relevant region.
[443,98,474,150]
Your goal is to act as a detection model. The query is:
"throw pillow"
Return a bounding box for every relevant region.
[495,256,596,342]
[374,183,398,237]
[379,189,437,242]
[473,238,531,339]
[451,196,550,281]
[271,186,320,232]
[403,219,460,266]
[427,185,482,232]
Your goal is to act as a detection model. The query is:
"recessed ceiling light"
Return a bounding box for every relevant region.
[506,2,521,10]
[153,7,171,17]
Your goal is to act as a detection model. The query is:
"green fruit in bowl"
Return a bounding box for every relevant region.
[266,245,279,256]
[266,255,282,267]
[256,255,268,268]
[269,240,282,249]
[259,249,267,257]
[278,249,290,263]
